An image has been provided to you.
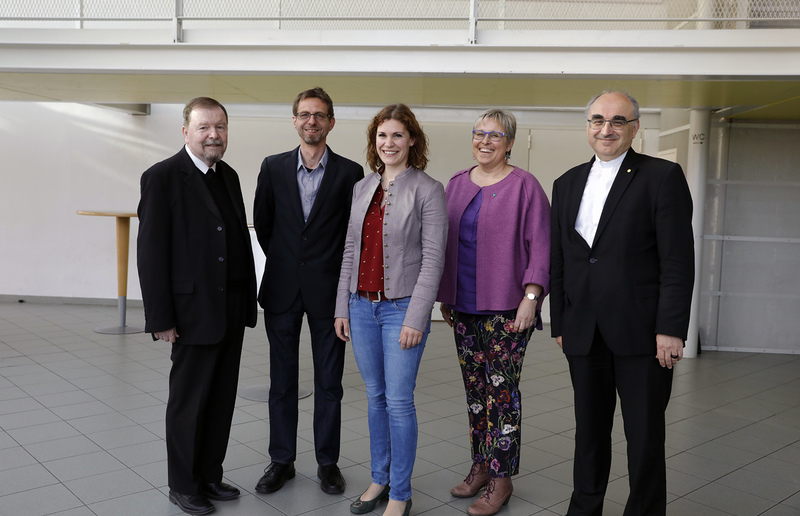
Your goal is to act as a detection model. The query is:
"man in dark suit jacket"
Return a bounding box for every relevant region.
[253,87,363,495]
[550,90,694,515]
[137,97,257,516]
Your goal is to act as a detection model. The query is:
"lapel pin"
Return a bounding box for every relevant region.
[627,169,632,173]
[493,193,496,198]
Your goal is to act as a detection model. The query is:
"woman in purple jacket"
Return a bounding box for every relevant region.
[437,109,550,516]
[335,104,447,516]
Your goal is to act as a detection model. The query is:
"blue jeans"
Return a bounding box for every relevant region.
[348,293,430,502]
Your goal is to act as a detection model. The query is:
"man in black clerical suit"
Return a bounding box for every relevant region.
[137,97,257,516]
[253,87,364,495]
[550,90,694,515]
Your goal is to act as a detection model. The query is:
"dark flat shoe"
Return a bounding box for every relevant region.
[318,463,346,494]
[202,481,240,501]
[169,490,215,515]
[350,484,390,514]
[256,462,295,494]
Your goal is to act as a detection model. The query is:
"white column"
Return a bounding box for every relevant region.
[684,109,711,357]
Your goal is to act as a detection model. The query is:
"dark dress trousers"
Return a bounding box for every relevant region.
[253,146,363,465]
[550,149,694,515]
[137,147,257,494]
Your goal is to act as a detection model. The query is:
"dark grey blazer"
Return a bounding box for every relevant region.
[253,146,363,318]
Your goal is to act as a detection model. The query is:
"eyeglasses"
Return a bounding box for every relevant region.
[472,130,506,142]
[588,117,639,129]
[295,112,331,121]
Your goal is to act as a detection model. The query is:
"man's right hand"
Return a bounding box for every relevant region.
[555,336,563,349]
[155,327,179,343]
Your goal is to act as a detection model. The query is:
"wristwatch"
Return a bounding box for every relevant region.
[525,293,539,302]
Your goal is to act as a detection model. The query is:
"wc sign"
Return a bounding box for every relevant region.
[692,132,706,144]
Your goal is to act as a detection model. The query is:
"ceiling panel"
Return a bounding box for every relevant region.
[1,72,799,121]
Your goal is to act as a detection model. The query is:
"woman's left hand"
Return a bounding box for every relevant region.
[399,325,423,350]
[512,297,537,333]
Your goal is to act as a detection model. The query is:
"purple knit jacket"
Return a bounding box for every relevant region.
[436,166,551,312]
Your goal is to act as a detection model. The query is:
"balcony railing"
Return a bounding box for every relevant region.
[2,0,799,42]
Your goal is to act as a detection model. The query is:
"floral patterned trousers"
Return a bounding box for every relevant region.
[452,310,534,478]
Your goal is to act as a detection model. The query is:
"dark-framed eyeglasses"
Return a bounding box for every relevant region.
[588,117,639,129]
[472,130,506,142]
[295,112,331,121]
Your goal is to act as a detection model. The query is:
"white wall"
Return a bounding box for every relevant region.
[2,102,181,301]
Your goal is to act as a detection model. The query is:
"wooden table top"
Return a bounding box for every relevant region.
[77,210,138,218]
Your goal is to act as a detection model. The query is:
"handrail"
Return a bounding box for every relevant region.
[1,0,798,46]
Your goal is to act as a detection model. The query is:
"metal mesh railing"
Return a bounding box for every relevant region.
[1,0,799,31]
[477,0,800,30]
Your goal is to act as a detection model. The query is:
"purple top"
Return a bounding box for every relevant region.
[437,166,551,314]
[451,190,494,315]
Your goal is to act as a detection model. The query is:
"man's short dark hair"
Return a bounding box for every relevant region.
[292,87,334,118]
[183,97,228,126]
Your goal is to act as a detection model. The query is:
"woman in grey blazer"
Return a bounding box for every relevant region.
[335,104,447,516]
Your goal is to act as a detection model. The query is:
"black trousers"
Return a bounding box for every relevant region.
[165,284,247,494]
[566,327,673,516]
[265,292,344,466]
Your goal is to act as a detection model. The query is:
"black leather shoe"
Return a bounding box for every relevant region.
[168,490,215,515]
[202,481,240,501]
[318,463,346,494]
[255,462,295,494]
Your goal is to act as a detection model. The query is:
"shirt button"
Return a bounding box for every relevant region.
[217,226,223,231]
[384,243,388,247]
[218,257,224,262]
[589,258,598,264]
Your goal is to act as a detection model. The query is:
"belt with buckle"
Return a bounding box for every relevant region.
[358,290,384,302]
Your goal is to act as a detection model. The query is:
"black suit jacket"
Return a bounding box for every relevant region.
[137,147,257,344]
[550,149,694,356]
[253,146,363,318]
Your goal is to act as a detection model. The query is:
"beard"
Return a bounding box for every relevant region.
[202,139,225,164]
[297,125,327,146]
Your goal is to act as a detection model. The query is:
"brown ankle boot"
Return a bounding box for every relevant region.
[467,477,513,516]
[450,463,490,498]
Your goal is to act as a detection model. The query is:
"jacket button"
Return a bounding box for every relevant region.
[217,226,223,231]
[218,257,224,262]
[589,258,597,264]
[218,287,224,292]
[299,261,305,266]
[302,235,307,241]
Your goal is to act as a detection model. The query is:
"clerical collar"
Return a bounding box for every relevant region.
[185,145,216,174]
[593,150,628,171]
